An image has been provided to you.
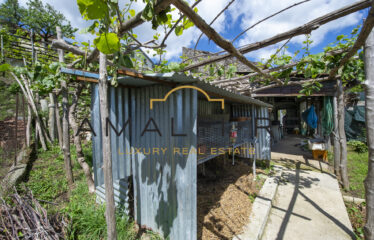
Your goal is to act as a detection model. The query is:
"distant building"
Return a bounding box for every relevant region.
[182,47,254,75]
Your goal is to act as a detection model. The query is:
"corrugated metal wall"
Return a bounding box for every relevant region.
[130,85,197,240]
[255,106,271,160]
[91,83,271,239]
[91,85,132,188]
[92,84,198,239]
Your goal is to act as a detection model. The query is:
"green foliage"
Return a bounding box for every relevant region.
[347,140,368,153]
[250,25,365,96]
[248,192,257,203]
[174,16,194,36]
[0,80,17,121]
[152,60,189,73]
[0,0,27,28]
[12,61,66,96]
[94,32,120,54]
[63,182,136,240]
[0,63,11,72]
[77,0,109,20]
[25,0,77,40]
[24,144,69,203]
[21,143,138,239]
[299,81,322,96]
[346,149,368,198]
[346,202,366,239]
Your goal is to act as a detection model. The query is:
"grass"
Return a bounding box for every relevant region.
[345,202,366,239]
[346,148,368,199]
[19,142,144,240]
[327,144,368,240]
[327,146,368,198]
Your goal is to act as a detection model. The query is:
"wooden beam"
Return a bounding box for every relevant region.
[329,1,374,79]
[76,76,98,83]
[171,0,279,83]
[117,69,176,86]
[212,49,347,87]
[182,0,372,71]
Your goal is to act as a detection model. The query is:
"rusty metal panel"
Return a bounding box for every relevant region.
[131,85,197,240]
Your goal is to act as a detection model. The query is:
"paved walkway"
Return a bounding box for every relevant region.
[271,134,330,172]
[261,135,355,240]
[261,167,355,240]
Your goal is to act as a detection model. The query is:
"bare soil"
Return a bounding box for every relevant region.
[197,157,264,240]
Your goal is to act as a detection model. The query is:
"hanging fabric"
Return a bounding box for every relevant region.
[321,96,334,136]
[302,104,318,129]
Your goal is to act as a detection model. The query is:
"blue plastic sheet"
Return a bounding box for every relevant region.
[302,105,318,129]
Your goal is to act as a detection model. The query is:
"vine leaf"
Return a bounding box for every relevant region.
[94,33,120,54]
[0,63,11,72]
[77,0,108,20]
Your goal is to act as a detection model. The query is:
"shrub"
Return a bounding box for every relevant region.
[63,182,136,240]
[347,140,368,153]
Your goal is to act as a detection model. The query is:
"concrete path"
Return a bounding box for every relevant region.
[261,167,355,240]
[271,135,330,172]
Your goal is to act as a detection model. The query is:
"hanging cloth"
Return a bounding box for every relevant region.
[302,105,318,129]
[321,96,334,136]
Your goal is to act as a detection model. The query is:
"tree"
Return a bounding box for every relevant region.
[364,28,374,240]
[0,0,26,29]
[24,0,77,42]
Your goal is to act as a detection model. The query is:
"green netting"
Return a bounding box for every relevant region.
[345,105,366,141]
[322,96,334,137]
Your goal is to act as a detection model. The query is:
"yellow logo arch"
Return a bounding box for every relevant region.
[150,85,225,110]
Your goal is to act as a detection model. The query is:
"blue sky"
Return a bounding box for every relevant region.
[2,0,368,63]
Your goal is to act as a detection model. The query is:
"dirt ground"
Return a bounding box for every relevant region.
[197,157,264,240]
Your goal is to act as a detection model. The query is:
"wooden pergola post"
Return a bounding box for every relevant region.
[364,27,374,240]
[332,95,341,177]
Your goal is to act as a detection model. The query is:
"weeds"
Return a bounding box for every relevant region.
[248,193,257,203]
[346,202,366,239]
[63,181,136,240]
[347,140,368,153]
[21,142,140,239]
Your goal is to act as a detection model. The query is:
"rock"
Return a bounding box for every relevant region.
[5,164,27,187]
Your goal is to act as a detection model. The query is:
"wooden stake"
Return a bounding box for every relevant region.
[337,80,349,189]
[332,95,341,177]
[56,26,74,187]
[364,27,374,240]
[98,52,117,240]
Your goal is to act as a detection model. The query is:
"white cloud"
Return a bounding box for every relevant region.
[0,0,365,61]
[232,0,363,57]
[130,0,230,60]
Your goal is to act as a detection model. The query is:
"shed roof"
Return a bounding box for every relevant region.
[60,67,272,108]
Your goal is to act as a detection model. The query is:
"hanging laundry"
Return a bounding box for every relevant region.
[302,105,318,129]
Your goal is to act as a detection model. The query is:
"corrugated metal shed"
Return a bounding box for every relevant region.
[61,68,272,108]
[61,67,272,240]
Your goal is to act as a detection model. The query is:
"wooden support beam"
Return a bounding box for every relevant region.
[117,69,176,86]
[329,1,374,79]
[182,0,372,71]
[171,0,279,83]
[76,76,98,83]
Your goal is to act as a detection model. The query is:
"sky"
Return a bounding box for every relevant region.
[2,0,369,63]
